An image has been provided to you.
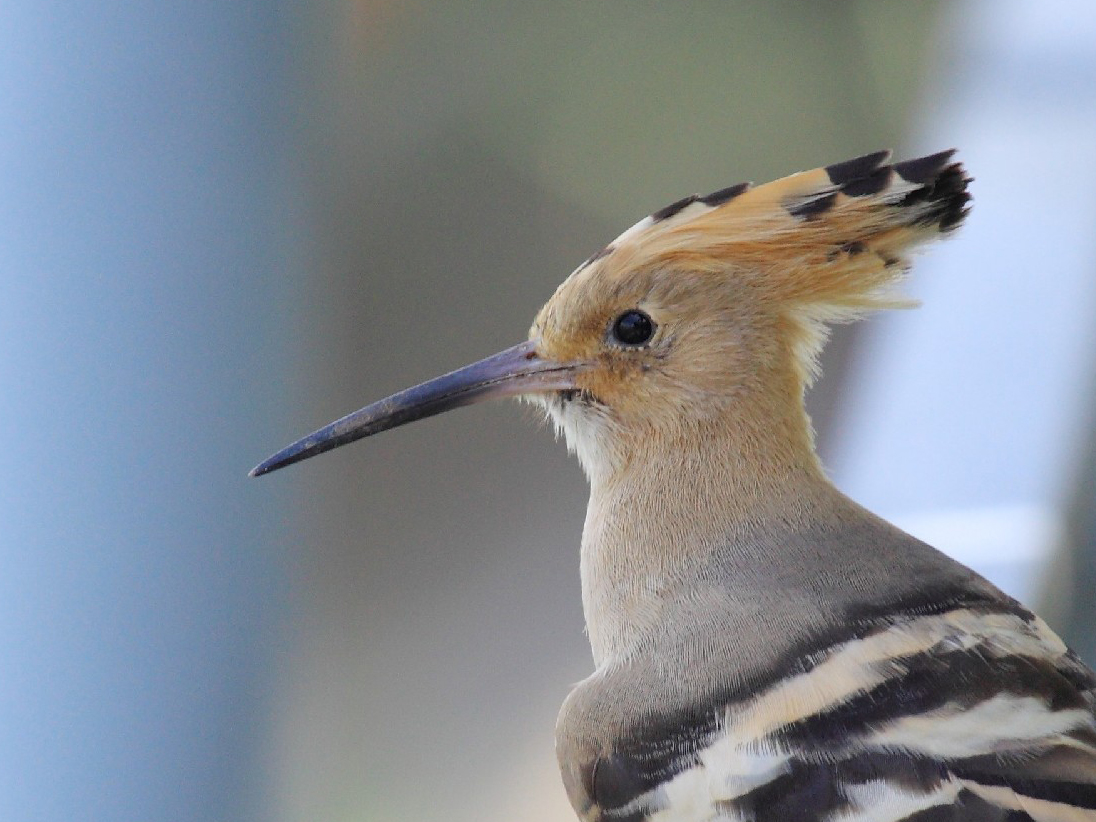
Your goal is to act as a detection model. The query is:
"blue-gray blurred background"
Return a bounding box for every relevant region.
[3,2,1095,820]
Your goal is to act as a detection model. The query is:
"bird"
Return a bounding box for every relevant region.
[252,149,1096,821]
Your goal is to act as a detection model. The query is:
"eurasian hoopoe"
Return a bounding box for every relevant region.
[253,150,1096,822]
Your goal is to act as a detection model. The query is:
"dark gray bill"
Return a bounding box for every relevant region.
[250,340,577,476]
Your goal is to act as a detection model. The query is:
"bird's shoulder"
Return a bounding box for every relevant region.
[556,594,1096,821]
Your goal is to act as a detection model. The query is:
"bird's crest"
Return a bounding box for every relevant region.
[566,149,971,383]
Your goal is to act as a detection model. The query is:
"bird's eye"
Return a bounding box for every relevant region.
[611,310,655,346]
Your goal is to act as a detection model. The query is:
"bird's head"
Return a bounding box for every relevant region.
[251,150,969,480]
[526,238,783,474]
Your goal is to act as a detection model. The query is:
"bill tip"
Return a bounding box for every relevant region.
[249,460,276,478]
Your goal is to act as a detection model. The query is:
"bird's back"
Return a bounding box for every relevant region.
[556,498,1096,822]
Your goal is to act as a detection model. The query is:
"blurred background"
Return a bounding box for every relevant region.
[2,1,1095,820]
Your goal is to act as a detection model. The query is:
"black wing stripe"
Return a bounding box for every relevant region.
[774,649,1091,750]
[952,767,1096,811]
[894,789,1034,822]
[722,758,850,822]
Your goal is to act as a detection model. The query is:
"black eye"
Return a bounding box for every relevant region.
[611,310,655,346]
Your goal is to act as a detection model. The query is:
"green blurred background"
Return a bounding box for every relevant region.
[4,2,1095,821]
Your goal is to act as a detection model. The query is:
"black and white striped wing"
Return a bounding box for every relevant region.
[589,607,1096,821]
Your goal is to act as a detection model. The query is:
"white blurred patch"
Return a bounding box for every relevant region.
[889,504,1061,602]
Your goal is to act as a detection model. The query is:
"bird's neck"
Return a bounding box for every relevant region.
[579,390,842,666]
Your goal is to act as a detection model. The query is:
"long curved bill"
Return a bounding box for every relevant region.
[250,340,578,477]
